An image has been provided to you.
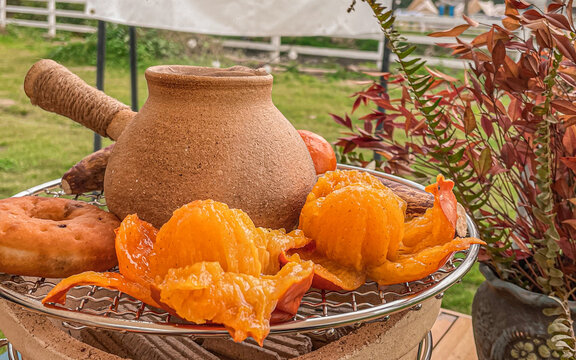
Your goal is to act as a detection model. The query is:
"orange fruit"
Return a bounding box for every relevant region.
[46,200,315,344]
[286,170,485,289]
[290,170,406,290]
[298,130,337,174]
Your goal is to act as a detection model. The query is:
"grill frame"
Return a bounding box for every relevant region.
[0,166,480,336]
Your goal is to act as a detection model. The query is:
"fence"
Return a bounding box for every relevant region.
[0,0,95,37]
[0,1,501,69]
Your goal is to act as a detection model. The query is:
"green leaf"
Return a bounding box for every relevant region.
[464,105,477,134]
[549,277,565,287]
[550,268,564,278]
[398,46,416,59]
[478,148,492,176]
[422,98,442,113]
[551,335,574,343]
[549,322,571,333]
[543,307,564,318]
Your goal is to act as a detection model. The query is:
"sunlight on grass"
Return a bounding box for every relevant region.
[442,263,484,314]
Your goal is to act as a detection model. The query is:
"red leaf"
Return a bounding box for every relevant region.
[508,0,532,9]
[425,66,458,82]
[558,238,576,261]
[505,0,520,17]
[463,15,479,27]
[463,104,477,134]
[547,2,564,12]
[551,99,576,115]
[545,13,572,31]
[492,40,507,68]
[563,125,576,156]
[562,219,576,230]
[502,16,522,31]
[351,96,363,114]
[481,115,495,138]
[569,0,574,30]
[523,9,544,21]
[561,156,576,173]
[330,113,352,129]
[519,54,539,78]
[552,32,576,63]
[428,24,470,38]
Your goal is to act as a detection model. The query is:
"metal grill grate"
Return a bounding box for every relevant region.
[0,173,480,336]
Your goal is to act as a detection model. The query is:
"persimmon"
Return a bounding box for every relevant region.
[287,170,485,290]
[42,271,163,309]
[44,200,315,345]
[299,170,406,269]
[115,214,157,284]
[298,129,337,174]
[157,260,313,345]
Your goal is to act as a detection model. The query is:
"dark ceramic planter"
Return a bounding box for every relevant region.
[472,263,576,360]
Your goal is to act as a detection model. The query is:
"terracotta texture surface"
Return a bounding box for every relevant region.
[0,298,440,359]
[104,65,317,229]
[0,300,124,360]
[297,297,441,360]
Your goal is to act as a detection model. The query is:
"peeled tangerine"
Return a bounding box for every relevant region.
[285,170,485,290]
[43,200,314,346]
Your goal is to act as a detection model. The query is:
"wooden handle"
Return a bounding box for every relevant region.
[61,144,114,194]
[24,59,135,139]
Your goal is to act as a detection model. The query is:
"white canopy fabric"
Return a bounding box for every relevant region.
[84,1,389,37]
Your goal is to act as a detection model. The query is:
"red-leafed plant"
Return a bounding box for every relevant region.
[343,0,576,356]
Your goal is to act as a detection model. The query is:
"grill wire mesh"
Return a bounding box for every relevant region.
[0,180,475,336]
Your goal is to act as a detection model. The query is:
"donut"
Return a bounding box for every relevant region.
[0,196,120,278]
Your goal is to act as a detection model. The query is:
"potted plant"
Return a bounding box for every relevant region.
[340,0,576,358]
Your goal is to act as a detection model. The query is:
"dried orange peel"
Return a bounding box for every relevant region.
[284,170,485,290]
[43,200,314,345]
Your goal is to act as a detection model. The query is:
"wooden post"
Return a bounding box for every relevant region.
[270,36,281,63]
[0,0,6,31]
[376,38,385,70]
[47,0,56,37]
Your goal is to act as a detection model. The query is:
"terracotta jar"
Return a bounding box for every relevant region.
[24,60,317,229]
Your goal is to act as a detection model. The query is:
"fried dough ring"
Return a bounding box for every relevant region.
[0,196,120,278]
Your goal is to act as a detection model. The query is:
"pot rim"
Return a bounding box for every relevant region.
[479,262,576,310]
[145,65,272,86]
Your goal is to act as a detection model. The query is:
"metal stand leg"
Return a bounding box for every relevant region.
[417,331,433,360]
[94,20,106,152]
[0,339,22,360]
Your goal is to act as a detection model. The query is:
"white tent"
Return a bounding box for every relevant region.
[84,0,391,37]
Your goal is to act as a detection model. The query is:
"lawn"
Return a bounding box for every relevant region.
[0,27,483,323]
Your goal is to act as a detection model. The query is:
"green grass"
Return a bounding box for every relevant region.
[0,27,484,317]
[0,28,362,198]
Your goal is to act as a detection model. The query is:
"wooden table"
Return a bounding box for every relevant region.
[430,309,478,360]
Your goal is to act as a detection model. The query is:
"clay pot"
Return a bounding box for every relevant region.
[24,60,317,229]
[472,263,576,360]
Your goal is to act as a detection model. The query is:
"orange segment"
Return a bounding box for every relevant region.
[281,249,366,291]
[368,237,486,285]
[150,200,266,278]
[298,170,406,272]
[156,260,314,346]
[401,175,458,254]
[42,271,163,309]
[115,214,157,284]
[260,228,312,275]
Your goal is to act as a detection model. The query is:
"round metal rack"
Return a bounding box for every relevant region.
[0,167,481,337]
